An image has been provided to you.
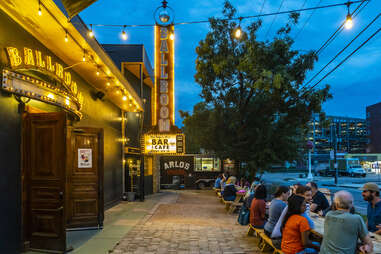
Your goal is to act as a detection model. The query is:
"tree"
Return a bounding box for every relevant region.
[181,1,331,172]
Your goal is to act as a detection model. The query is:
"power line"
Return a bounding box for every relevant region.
[294,0,323,40]
[315,0,369,56]
[303,13,380,89]
[258,0,267,16]
[85,0,367,28]
[265,0,286,38]
[306,27,381,92]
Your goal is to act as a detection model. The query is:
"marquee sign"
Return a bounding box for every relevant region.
[3,47,83,118]
[144,134,184,154]
[154,25,175,132]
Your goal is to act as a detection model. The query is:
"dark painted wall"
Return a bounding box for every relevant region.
[0,9,123,253]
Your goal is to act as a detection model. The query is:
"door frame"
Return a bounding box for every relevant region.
[66,126,104,228]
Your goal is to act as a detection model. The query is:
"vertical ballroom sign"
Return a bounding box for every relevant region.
[155,25,174,132]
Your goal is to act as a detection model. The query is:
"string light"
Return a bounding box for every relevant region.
[122,95,127,101]
[344,2,353,29]
[88,24,94,37]
[96,66,100,76]
[121,25,128,40]
[169,33,175,40]
[64,30,68,42]
[38,0,42,16]
[235,17,242,39]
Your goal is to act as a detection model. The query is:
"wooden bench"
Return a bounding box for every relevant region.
[222,198,233,211]
[228,194,244,214]
[258,232,284,254]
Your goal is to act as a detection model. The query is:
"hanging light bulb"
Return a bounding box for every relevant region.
[121,25,128,40]
[122,96,127,101]
[169,33,175,40]
[88,24,94,38]
[106,82,110,86]
[345,14,353,29]
[96,68,100,76]
[38,0,42,16]
[64,31,68,42]
[235,17,243,39]
[344,2,353,30]
[82,50,86,62]
[235,28,242,38]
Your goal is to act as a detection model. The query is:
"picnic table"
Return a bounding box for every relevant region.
[310,213,381,253]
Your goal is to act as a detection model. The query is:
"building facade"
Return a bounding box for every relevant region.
[366,102,381,153]
[0,1,151,253]
[308,114,368,154]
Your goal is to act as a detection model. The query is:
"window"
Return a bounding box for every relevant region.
[194,157,221,172]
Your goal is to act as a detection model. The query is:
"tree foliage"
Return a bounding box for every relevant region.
[181,1,331,170]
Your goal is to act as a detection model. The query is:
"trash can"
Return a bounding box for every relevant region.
[127,192,135,201]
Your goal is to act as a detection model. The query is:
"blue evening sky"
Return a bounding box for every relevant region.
[80,0,381,126]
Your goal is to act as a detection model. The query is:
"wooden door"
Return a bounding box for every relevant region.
[24,112,67,252]
[66,127,104,229]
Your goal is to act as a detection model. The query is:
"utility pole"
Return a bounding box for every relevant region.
[333,122,338,185]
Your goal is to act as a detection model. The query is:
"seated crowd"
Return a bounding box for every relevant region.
[232,179,377,254]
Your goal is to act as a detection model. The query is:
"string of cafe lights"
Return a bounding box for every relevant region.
[78,0,367,40]
[36,0,141,111]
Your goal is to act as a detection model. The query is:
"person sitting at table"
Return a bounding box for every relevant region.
[244,181,257,208]
[250,184,267,229]
[214,174,223,189]
[320,190,373,254]
[264,186,290,237]
[281,195,320,254]
[222,176,237,201]
[361,182,381,234]
[306,182,329,214]
[272,185,314,239]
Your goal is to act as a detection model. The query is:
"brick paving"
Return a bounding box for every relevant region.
[110,190,261,254]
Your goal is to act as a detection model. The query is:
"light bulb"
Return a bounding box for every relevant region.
[38,7,42,16]
[122,30,128,40]
[64,32,68,42]
[235,28,242,38]
[89,30,94,37]
[82,55,86,62]
[106,82,110,86]
[123,96,127,101]
[169,33,175,40]
[96,70,100,76]
[345,15,353,29]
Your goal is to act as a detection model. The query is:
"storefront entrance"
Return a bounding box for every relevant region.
[22,111,104,253]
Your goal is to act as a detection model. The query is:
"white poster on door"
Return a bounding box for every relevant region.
[78,148,92,168]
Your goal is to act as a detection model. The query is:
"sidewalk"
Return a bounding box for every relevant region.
[26,192,175,254]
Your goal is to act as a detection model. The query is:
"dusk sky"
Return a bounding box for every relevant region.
[80,0,381,126]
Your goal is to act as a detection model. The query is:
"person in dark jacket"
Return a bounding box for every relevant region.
[222,176,237,201]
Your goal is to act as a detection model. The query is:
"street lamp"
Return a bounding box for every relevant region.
[306,141,314,180]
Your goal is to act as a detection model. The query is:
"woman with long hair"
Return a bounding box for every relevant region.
[250,184,267,228]
[281,195,319,254]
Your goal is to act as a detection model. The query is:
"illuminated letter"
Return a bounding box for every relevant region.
[161,65,168,79]
[160,106,169,118]
[55,63,64,79]
[160,40,168,53]
[160,27,168,39]
[160,94,169,106]
[159,119,170,132]
[24,48,35,66]
[160,80,168,93]
[161,53,168,65]
[64,72,71,86]
[46,56,55,72]
[71,81,78,95]
[6,47,22,67]
[35,50,45,68]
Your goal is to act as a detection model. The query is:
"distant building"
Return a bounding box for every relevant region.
[366,102,381,153]
[308,114,367,154]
